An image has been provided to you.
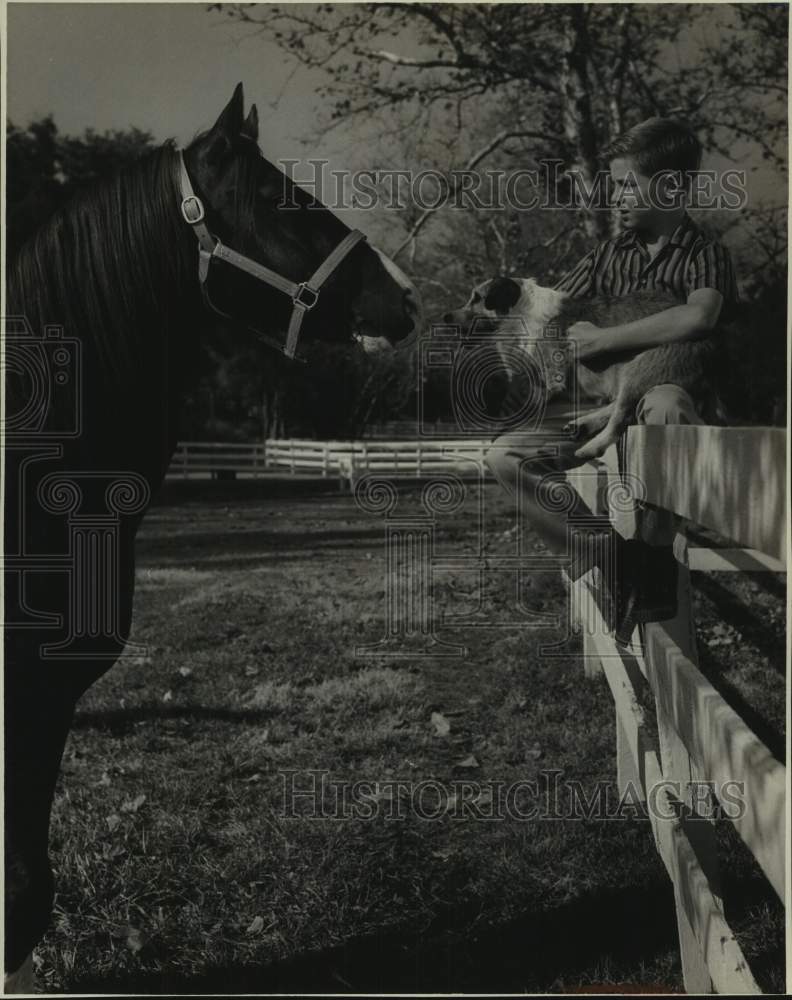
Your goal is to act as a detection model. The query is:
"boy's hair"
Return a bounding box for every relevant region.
[603,118,702,182]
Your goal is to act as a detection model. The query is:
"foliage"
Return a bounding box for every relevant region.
[6,117,155,259]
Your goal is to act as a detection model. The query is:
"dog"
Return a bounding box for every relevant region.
[443,276,721,458]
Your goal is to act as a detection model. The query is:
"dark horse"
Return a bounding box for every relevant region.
[4,84,420,989]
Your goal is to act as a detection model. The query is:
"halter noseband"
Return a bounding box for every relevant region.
[177,150,367,361]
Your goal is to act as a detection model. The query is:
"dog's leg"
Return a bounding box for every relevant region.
[574,396,633,459]
[563,402,613,440]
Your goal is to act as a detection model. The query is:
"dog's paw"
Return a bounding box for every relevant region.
[574,432,615,460]
[562,420,584,440]
[563,412,610,440]
[574,440,604,460]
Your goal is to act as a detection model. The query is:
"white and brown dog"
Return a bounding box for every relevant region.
[443,276,719,458]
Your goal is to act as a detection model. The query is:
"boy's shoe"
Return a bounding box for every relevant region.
[630,541,679,624]
[594,540,678,648]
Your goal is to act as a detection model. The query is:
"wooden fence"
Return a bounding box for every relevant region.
[168,438,492,482]
[565,426,786,994]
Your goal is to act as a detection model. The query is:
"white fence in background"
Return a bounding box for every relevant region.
[167,438,492,482]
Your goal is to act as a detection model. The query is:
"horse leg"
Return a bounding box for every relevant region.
[4,952,34,994]
[5,525,138,984]
[5,667,77,988]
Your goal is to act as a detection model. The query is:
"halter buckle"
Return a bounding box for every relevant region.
[293,282,320,311]
[181,194,205,225]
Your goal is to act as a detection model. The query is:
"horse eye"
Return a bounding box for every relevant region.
[472,292,481,303]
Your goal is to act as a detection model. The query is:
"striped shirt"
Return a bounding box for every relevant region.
[555,213,739,306]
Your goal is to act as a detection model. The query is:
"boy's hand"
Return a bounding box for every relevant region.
[567,321,607,360]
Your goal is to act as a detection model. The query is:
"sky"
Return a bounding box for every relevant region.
[6,3,327,151]
[6,2,387,232]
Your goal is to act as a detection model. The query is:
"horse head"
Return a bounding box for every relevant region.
[182,84,422,359]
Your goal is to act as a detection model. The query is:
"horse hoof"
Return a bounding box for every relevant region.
[4,953,35,994]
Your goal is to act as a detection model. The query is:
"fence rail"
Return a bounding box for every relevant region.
[567,425,786,994]
[167,438,492,481]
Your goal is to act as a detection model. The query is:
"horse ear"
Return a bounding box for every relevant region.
[241,104,259,142]
[484,277,521,315]
[211,82,245,136]
[205,83,246,163]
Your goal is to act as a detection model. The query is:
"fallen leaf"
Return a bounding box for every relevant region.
[106,813,122,833]
[246,915,265,935]
[430,711,451,736]
[455,754,480,769]
[121,794,147,813]
[244,773,262,783]
[102,843,126,860]
[125,926,148,953]
[162,690,172,703]
[178,666,193,678]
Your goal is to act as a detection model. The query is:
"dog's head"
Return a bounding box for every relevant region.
[442,276,569,381]
[443,276,544,330]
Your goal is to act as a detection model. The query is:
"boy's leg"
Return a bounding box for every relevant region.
[484,394,693,643]
[484,406,611,565]
[485,409,650,644]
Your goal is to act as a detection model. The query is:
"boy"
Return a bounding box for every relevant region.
[485,117,739,645]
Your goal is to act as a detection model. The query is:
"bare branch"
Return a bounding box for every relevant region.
[391,128,567,260]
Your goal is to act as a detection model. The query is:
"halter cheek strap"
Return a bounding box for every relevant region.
[177,150,367,361]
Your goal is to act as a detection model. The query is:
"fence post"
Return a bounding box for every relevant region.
[649,531,723,994]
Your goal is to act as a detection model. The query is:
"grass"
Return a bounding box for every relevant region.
[37,479,786,993]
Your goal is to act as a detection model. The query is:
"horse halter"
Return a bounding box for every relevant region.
[177,150,367,361]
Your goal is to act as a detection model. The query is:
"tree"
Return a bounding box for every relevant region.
[6,117,155,259]
[212,2,787,250]
[211,3,787,425]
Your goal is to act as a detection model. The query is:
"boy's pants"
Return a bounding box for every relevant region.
[484,384,704,614]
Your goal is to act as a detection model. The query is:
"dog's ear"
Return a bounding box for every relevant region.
[484,277,521,315]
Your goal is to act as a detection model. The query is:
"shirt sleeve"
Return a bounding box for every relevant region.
[686,241,739,302]
[554,246,599,298]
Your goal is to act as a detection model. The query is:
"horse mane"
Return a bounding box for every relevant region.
[6,140,199,397]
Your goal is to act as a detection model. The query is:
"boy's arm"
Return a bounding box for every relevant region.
[569,289,723,359]
[569,239,737,359]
